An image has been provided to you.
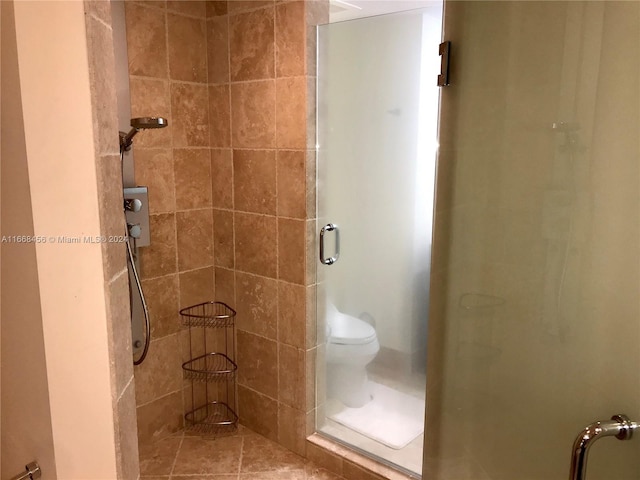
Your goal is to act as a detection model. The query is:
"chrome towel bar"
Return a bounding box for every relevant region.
[10,461,41,480]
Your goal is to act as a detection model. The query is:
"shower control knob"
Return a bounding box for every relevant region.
[128,223,142,239]
[124,198,143,212]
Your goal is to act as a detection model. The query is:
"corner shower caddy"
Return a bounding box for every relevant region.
[180,301,238,434]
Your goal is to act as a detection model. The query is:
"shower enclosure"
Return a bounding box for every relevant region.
[317,1,639,479]
[315,4,443,476]
[424,2,640,479]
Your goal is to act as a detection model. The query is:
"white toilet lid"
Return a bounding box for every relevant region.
[329,313,377,345]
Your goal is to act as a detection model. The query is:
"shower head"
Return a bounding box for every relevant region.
[131,117,168,130]
[120,117,168,151]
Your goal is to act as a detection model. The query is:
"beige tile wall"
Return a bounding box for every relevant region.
[125,0,213,443]
[83,1,140,478]
[124,0,328,455]
[205,0,327,455]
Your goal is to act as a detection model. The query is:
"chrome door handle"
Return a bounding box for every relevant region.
[11,461,41,480]
[319,223,340,265]
[569,414,638,480]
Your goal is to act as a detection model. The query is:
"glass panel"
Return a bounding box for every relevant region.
[316,5,443,476]
[426,2,640,479]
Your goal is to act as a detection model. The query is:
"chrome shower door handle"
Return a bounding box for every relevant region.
[319,223,340,265]
[569,414,638,480]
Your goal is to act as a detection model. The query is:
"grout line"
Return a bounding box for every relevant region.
[238,426,246,476]
[168,431,185,477]
[116,375,135,403]
[87,11,113,31]
[136,386,183,409]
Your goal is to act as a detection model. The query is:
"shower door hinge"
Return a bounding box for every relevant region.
[437,41,451,87]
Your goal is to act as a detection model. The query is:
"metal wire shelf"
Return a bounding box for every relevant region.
[184,401,238,435]
[182,352,237,382]
[179,301,236,328]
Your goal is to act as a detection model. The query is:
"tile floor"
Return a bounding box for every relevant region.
[139,426,347,480]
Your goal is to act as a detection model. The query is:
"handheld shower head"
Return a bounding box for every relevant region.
[120,117,168,151]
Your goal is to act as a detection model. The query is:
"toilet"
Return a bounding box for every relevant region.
[326,302,380,408]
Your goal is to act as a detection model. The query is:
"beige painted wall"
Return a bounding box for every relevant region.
[1,2,58,478]
[8,1,121,478]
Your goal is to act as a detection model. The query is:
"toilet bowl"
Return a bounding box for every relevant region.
[326,302,380,408]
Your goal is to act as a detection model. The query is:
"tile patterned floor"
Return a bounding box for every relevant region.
[139,426,347,480]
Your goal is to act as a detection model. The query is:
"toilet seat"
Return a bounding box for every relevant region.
[329,312,376,345]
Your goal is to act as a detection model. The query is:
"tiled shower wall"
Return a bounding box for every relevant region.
[125,0,328,454]
[84,2,140,478]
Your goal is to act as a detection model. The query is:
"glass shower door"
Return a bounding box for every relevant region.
[426,1,640,479]
[315,5,443,476]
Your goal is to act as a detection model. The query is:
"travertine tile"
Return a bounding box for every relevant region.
[229,7,275,81]
[179,266,215,308]
[237,331,278,397]
[231,81,276,148]
[277,150,306,218]
[277,403,306,456]
[141,274,180,339]
[176,209,214,270]
[129,77,171,148]
[305,440,343,476]
[132,0,167,8]
[138,435,182,476]
[106,271,134,397]
[234,212,277,278]
[172,436,243,475]
[167,0,207,17]
[278,343,305,410]
[207,16,230,83]
[240,472,304,480]
[85,14,119,155]
[116,381,141,480]
[139,213,177,279]
[213,208,234,268]
[84,0,112,25]
[136,391,183,444]
[228,1,274,14]
[125,3,168,78]
[134,148,175,214]
[209,85,231,148]
[174,476,237,480]
[278,281,305,348]
[233,149,276,214]
[278,218,305,284]
[240,432,306,473]
[171,83,210,147]
[275,1,305,77]
[237,384,278,438]
[206,0,228,17]
[174,148,212,210]
[342,461,387,480]
[305,465,345,480]
[276,76,306,148]
[211,149,234,208]
[305,347,316,411]
[168,13,207,82]
[235,272,277,339]
[95,155,127,280]
[134,334,182,405]
[214,267,235,306]
[305,150,316,219]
